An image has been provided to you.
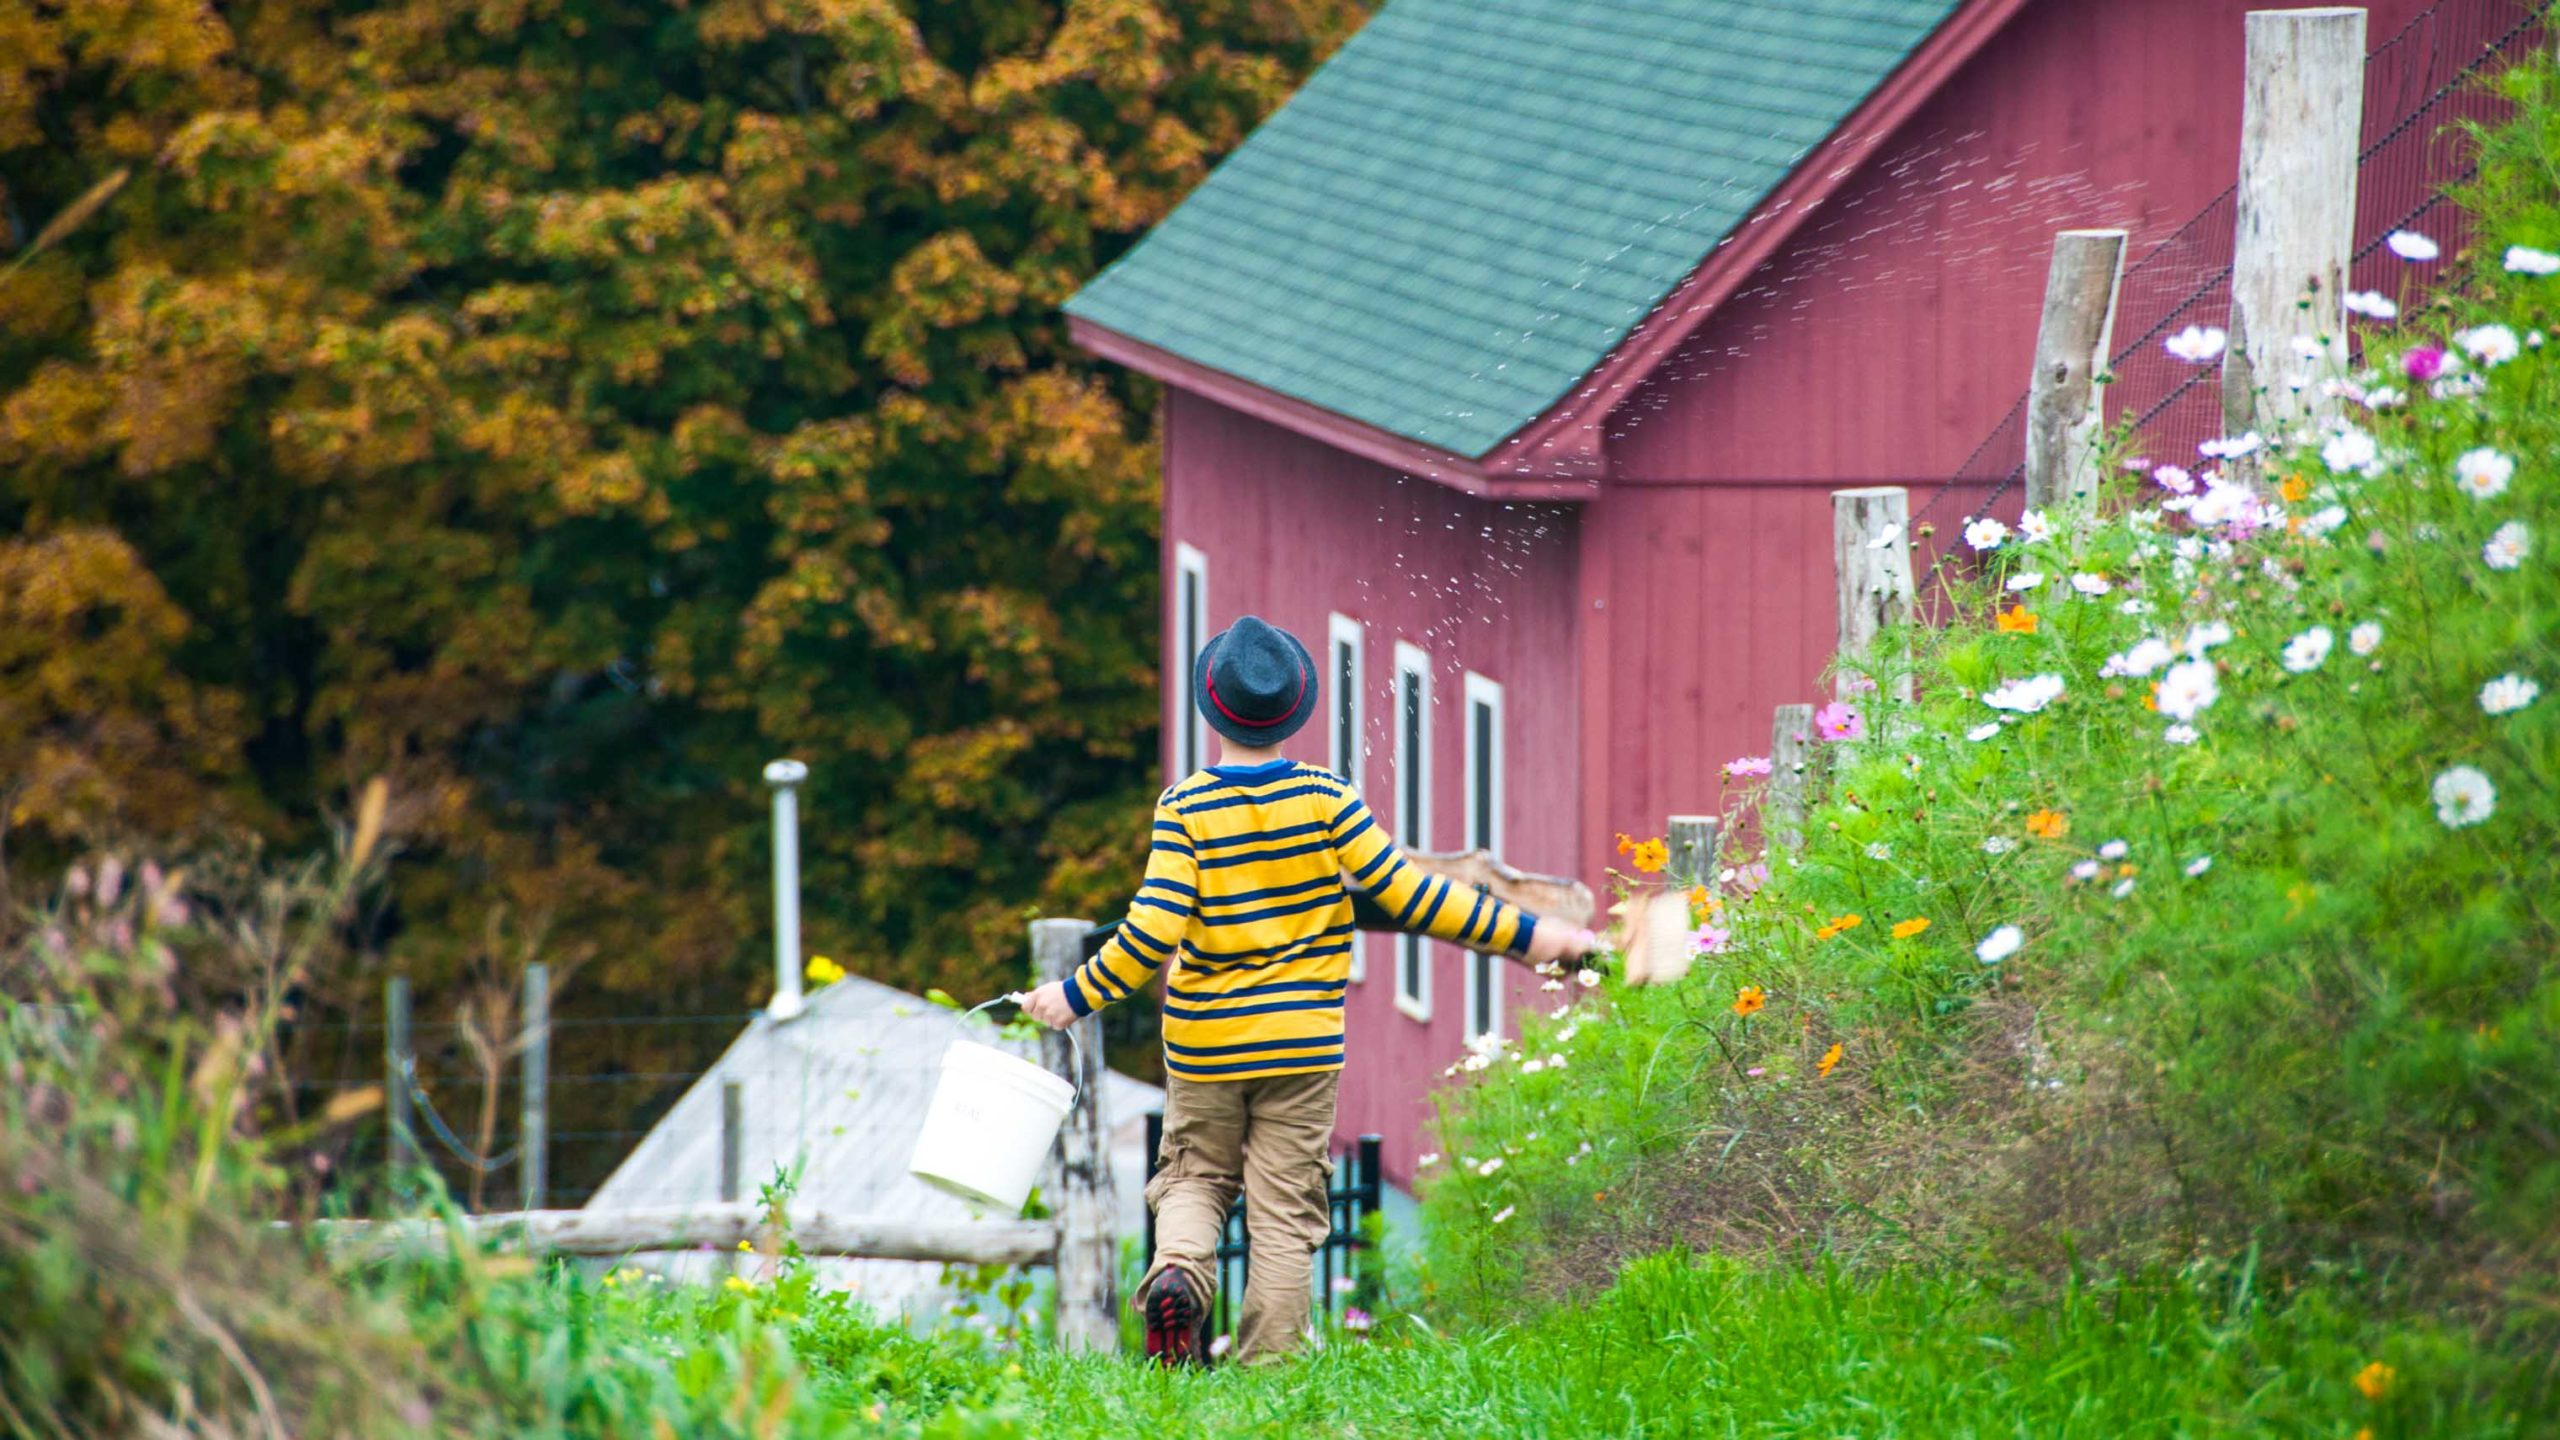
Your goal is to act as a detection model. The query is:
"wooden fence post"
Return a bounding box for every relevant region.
[1767,704,1815,851]
[720,1079,745,1206]
[2223,7,2366,444]
[2025,228,2129,514]
[1032,918,1116,1353]
[1832,487,1914,706]
[386,975,417,1192]
[520,962,548,1212]
[1666,815,1720,887]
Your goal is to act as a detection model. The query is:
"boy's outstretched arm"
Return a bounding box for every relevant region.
[1328,790,1602,969]
[1022,799,1197,1028]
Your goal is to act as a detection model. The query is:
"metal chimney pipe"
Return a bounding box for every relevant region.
[762,758,809,1021]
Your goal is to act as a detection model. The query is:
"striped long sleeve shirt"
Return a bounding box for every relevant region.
[1062,758,1540,1082]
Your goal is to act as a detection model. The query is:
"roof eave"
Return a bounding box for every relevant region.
[1481,0,2038,478]
[1068,316,1603,503]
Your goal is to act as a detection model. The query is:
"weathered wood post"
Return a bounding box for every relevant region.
[386,975,417,1193]
[1032,918,1117,1352]
[2223,7,2366,444]
[1666,815,1720,887]
[720,1079,744,1205]
[1767,703,1815,851]
[2024,228,2129,514]
[1832,487,1915,706]
[519,963,549,1211]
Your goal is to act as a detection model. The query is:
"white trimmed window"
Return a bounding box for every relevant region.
[1461,672,1505,1042]
[1393,641,1431,1022]
[1329,614,1368,982]
[1174,543,1208,780]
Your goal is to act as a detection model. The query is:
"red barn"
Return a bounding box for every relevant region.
[1065,0,2532,1180]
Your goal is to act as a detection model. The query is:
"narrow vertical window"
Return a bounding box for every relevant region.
[1461,673,1505,1041]
[1393,642,1431,1021]
[1328,614,1367,982]
[1174,543,1208,780]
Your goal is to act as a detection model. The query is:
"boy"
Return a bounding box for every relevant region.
[1021,615,1599,1365]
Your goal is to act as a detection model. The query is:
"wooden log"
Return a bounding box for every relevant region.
[1665,816,1720,888]
[1832,487,1914,706]
[2222,7,2365,445]
[1766,704,1815,851]
[2024,229,2129,514]
[309,1205,1060,1266]
[1033,917,1117,1354]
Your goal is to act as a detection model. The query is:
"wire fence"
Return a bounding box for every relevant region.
[1910,0,2541,570]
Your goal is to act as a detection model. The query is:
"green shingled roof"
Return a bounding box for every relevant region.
[1065,0,1965,459]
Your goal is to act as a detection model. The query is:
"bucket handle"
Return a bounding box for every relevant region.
[963,993,1084,1112]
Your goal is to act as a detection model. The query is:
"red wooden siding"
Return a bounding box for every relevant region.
[1161,390,1583,1179]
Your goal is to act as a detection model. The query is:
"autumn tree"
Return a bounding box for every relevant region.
[0,0,1365,1027]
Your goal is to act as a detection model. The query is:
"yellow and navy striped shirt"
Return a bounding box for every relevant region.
[1064,759,1540,1081]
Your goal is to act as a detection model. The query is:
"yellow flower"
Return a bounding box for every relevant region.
[723,1275,752,1293]
[1836,913,1863,932]
[2353,1361,2395,1401]
[1731,985,1767,1018]
[2025,809,2069,840]
[1891,917,1930,940]
[1629,838,1669,874]
[1996,605,2039,634]
[2279,472,2312,503]
[805,954,846,985]
[737,1239,755,1252]
[1817,1043,1844,1078]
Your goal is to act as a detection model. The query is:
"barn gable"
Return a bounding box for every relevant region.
[1064,0,1967,463]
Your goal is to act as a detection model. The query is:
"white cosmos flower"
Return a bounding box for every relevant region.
[2153,465,2197,494]
[2184,856,2213,878]
[2163,723,2200,746]
[2181,621,2233,657]
[2281,627,2334,673]
[2432,765,2496,828]
[1982,674,2066,714]
[2485,521,2531,571]
[2321,426,2380,475]
[2505,244,2560,276]
[2102,638,2175,679]
[2098,840,2128,860]
[1976,925,2024,964]
[1981,835,2016,855]
[1965,517,2012,551]
[2119,597,2152,616]
[2479,673,2540,716]
[1966,720,2003,742]
[2455,447,2514,500]
[1575,968,1601,989]
[1475,1156,1504,1176]
[2306,505,2350,538]
[2363,386,2405,410]
[2343,290,2400,319]
[2349,621,2383,656]
[2199,432,2265,460]
[2111,877,2137,900]
[1492,1206,1516,1225]
[2386,229,2440,261]
[2006,570,2045,592]
[2458,324,2522,367]
[2070,573,2112,596]
[2018,509,2055,544]
[2070,859,2101,882]
[2156,658,2221,720]
[1418,1152,1441,1167]
[2164,325,2227,363]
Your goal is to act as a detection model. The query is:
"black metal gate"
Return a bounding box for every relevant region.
[1141,1112,1385,1337]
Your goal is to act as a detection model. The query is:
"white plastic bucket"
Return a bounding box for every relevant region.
[908,1017,1078,1212]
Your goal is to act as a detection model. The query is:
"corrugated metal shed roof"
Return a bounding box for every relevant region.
[1065,0,1964,458]
[587,976,1161,1320]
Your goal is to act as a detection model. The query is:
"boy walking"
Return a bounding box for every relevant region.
[1022,615,1598,1365]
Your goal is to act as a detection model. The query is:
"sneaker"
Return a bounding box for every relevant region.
[1141,1269,1210,1368]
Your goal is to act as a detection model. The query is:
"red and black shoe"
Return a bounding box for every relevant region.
[1141,1269,1210,1368]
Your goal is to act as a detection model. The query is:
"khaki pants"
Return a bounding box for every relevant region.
[1141,1070,1340,1365]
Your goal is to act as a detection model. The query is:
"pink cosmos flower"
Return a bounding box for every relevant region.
[1728,862,1770,898]
[1344,1307,1373,1333]
[1723,755,1773,778]
[2403,345,2449,381]
[1813,701,1865,742]
[1691,923,1731,957]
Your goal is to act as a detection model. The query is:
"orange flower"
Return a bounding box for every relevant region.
[2144,683,2160,713]
[1890,917,1930,940]
[1615,832,1636,856]
[2025,809,2069,839]
[2353,1361,2395,1402]
[1817,1042,1844,1077]
[1731,985,1767,1018]
[2278,472,2312,503]
[1996,605,2039,634]
[1629,838,1668,873]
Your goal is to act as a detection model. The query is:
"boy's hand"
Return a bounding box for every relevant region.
[1020,981,1077,1029]
[1523,921,1602,972]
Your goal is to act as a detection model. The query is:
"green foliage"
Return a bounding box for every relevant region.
[0,0,1365,1052]
[1420,37,2560,1348]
